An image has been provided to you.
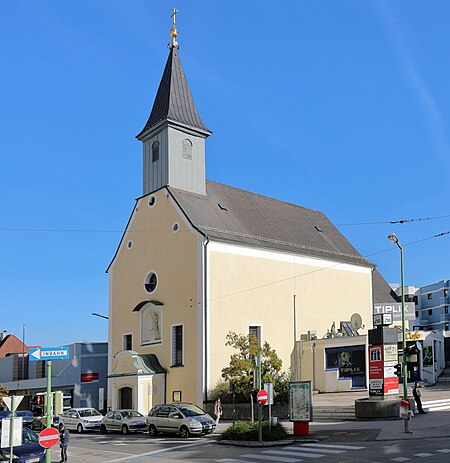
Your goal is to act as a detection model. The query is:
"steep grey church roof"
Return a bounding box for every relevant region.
[169,181,398,303]
[170,181,373,268]
[137,46,210,138]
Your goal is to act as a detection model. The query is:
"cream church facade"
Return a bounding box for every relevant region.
[107,20,396,413]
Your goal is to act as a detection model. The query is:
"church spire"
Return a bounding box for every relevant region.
[138,9,210,197]
[137,10,211,140]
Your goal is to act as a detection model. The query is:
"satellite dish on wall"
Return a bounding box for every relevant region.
[350,313,363,332]
[416,340,423,351]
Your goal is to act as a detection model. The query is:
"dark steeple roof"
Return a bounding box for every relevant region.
[137,46,211,138]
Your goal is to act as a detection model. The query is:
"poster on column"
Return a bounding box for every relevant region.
[369,345,383,396]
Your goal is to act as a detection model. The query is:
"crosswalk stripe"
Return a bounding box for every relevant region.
[241,453,302,462]
[295,447,344,454]
[422,399,450,405]
[426,405,450,411]
[264,449,324,458]
[217,460,260,463]
[300,443,365,450]
[391,458,410,462]
[436,449,450,453]
[414,453,433,457]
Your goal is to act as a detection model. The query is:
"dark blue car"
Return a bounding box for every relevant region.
[0,427,45,462]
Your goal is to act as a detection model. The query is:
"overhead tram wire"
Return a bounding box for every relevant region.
[336,213,450,227]
[187,230,449,306]
[1,214,449,234]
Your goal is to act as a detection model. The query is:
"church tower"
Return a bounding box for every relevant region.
[136,11,211,196]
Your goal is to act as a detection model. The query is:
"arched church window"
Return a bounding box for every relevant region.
[152,141,160,162]
[182,139,193,160]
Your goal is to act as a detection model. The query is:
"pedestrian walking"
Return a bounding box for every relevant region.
[214,398,223,425]
[413,382,427,414]
[59,422,70,462]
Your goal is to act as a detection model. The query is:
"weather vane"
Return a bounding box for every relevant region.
[169,8,179,49]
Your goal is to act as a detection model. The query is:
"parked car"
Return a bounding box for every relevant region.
[0,427,45,462]
[59,407,103,433]
[146,403,216,438]
[0,411,34,429]
[100,409,146,434]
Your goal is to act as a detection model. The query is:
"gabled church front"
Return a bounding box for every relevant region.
[107,14,396,413]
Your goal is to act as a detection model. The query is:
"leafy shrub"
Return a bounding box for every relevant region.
[209,380,233,403]
[220,420,288,441]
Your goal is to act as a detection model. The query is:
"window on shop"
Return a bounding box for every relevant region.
[325,346,365,379]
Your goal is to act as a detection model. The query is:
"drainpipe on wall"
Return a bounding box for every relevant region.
[203,237,209,403]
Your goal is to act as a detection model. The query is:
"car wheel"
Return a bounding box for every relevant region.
[77,423,83,434]
[148,424,158,437]
[180,425,190,438]
[121,425,129,435]
[100,424,107,434]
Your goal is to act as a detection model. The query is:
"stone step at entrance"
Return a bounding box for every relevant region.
[312,405,356,421]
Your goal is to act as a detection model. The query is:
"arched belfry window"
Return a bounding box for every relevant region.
[152,141,160,162]
[182,139,193,160]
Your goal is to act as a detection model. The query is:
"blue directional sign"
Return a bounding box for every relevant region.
[29,346,70,362]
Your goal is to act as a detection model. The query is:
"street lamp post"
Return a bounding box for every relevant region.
[92,312,109,320]
[388,233,409,433]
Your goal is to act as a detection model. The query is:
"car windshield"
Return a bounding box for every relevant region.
[16,411,33,417]
[177,404,205,417]
[122,411,143,418]
[22,429,38,445]
[78,409,101,417]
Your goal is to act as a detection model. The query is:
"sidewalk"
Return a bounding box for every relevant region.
[308,381,450,441]
[217,381,450,442]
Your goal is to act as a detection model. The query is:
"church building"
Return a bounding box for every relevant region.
[106,15,396,412]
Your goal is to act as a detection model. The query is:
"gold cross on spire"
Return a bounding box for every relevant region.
[169,8,179,49]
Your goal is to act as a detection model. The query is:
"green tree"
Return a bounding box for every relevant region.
[221,331,288,402]
[0,384,9,408]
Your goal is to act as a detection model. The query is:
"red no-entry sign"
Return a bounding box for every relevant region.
[257,389,268,405]
[39,427,60,448]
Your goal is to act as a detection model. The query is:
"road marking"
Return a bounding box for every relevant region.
[413,453,433,457]
[241,454,302,462]
[436,449,450,453]
[391,458,410,462]
[426,405,450,411]
[100,441,208,463]
[300,443,365,450]
[422,399,450,405]
[296,445,344,454]
[217,460,261,463]
[264,449,324,458]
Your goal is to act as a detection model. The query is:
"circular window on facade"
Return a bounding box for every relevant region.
[148,196,156,207]
[144,272,158,293]
[172,223,179,232]
[127,240,133,249]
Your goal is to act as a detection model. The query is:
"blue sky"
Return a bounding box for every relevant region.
[1,1,449,347]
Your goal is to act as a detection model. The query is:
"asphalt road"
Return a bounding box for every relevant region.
[47,432,450,463]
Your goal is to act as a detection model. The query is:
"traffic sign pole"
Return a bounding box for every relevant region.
[45,361,52,463]
[256,354,262,443]
[8,395,15,463]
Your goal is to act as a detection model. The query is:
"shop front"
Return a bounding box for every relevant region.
[298,336,367,393]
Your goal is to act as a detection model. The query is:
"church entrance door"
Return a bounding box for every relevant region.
[119,387,133,409]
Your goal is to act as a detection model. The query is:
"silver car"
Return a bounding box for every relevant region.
[100,409,146,434]
[60,407,103,433]
[147,403,216,438]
